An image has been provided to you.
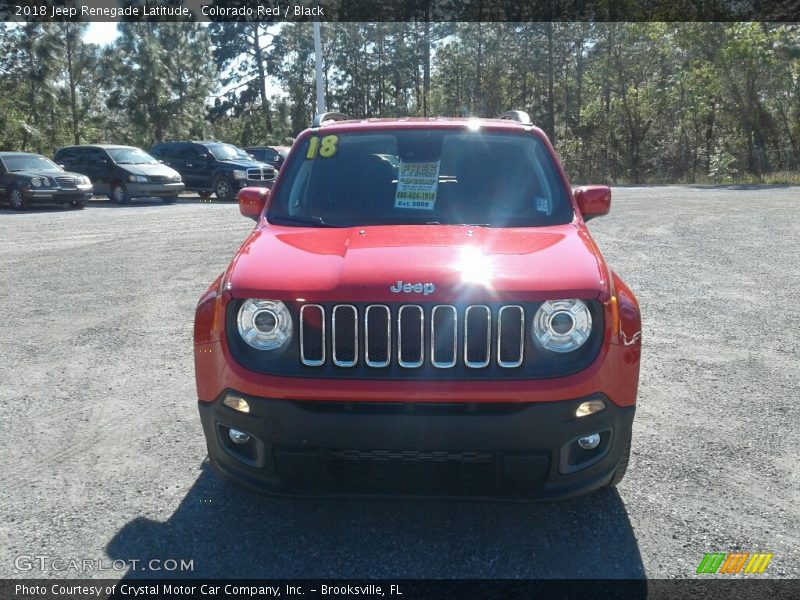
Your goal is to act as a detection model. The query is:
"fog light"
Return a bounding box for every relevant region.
[228,429,251,445]
[223,395,250,413]
[576,399,605,418]
[578,433,601,450]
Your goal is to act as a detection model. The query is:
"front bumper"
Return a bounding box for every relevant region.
[199,392,634,499]
[126,182,185,198]
[22,185,93,203]
[233,178,274,190]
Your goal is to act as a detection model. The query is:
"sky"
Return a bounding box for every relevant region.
[84,23,120,46]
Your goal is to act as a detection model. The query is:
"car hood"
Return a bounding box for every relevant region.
[119,163,180,178]
[227,224,611,303]
[9,169,85,179]
[219,159,275,170]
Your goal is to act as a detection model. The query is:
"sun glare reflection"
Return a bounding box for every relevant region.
[456,246,493,288]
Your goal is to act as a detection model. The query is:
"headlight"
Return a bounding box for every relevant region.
[30,177,42,187]
[233,169,247,180]
[39,177,51,186]
[173,173,182,182]
[532,299,592,353]
[237,299,293,351]
[81,176,91,185]
[128,175,148,183]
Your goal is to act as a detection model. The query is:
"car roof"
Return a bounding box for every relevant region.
[0,151,44,157]
[247,145,290,151]
[153,140,220,145]
[58,144,138,150]
[308,116,545,136]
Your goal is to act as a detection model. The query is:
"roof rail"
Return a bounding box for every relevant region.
[312,112,354,127]
[497,110,532,126]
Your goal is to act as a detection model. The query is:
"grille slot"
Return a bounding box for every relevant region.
[397,305,424,368]
[365,305,391,367]
[332,305,358,367]
[300,304,325,366]
[464,305,491,368]
[431,305,457,368]
[497,306,525,368]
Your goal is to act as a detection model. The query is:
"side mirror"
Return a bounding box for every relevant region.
[574,185,611,221]
[57,164,66,169]
[238,187,269,221]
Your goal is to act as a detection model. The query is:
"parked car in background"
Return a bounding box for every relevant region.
[54,145,184,204]
[244,145,290,171]
[150,141,276,202]
[0,152,93,210]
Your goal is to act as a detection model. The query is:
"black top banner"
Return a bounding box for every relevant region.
[2,0,800,22]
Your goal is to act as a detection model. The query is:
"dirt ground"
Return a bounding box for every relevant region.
[0,186,797,579]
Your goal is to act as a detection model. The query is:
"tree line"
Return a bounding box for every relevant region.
[1,21,798,183]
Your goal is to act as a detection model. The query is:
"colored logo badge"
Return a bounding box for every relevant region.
[696,552,773,574]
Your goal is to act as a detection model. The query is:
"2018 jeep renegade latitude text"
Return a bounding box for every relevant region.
[194,112,642,498]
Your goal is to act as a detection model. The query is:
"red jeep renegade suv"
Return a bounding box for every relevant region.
[194,111,641,499]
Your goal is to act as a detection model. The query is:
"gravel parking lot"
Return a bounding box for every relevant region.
[0,186,798,580]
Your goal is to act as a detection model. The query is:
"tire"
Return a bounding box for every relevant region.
[161,195,178,204]
[608,439,631,487]
[70,199,87,209]
[213,175,235,202]
[109,182,130,204]
[198,191,213,199]
[7,186,26,210]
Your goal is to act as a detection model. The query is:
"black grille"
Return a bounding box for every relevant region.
[324,449,495,486]
[228,299,604,380]
[56,176,77,189]
[247,167,275,181]
[302,303,529,370]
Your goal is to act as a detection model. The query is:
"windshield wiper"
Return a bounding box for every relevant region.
[270,215,340,228]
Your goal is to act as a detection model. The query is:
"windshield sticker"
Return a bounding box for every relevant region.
[394,161,440,210]
[535,196,552,213]
[305,135,339,159]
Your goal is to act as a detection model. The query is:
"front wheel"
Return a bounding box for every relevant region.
[213,176,235,202]
[70,199,87,209]
[109,182,130,204]
[7,186,26,210]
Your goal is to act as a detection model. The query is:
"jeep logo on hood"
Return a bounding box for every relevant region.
[390,281,436,295]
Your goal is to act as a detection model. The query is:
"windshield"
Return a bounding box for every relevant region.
[268,130,573,228]
[107,147,158,165]
[206,143,251,161]
[3,154,61,172]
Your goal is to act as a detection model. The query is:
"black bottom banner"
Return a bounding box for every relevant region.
[3,579,800,600]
